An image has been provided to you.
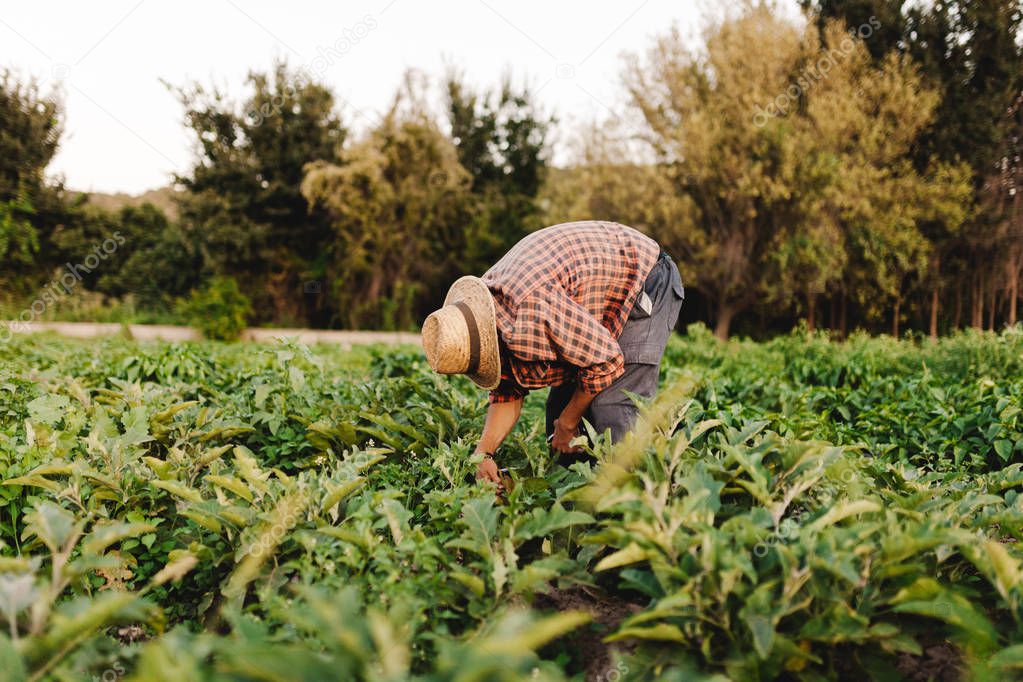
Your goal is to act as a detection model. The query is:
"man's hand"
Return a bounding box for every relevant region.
[551,417,582,453]
[475,454,502,487]
[551,385,597,453]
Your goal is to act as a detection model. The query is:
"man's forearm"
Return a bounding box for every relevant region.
[476,398,523,453]
[558,385,597,428]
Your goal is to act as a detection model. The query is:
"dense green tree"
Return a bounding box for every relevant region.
[43,201,193,313]
[0,70,64,296]
[550,5,971,339]
[540,123,697,284]
[170,60,345,325]
[445,72,553,270]
[804,0,1023,334]
[802,0,907,60]
[302,80,474,329]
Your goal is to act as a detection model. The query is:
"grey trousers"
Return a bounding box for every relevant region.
[546,251,684,446]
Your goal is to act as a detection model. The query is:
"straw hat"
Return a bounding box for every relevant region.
[422,276,500,390]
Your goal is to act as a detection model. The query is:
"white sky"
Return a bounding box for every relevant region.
[1,0,799,194]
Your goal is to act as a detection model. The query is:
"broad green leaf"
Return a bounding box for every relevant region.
[994,439,1014,461]
[744,613,775,659]
[481,611,591,654]
[0,573,38,628]
[0,634,27,682]
[225,491,308,600]
[21,592,158,666]
[143,456,174,479]
[23,501,77,553]
[207,475,254,502]
[2,475,62,493]
[450,570,485,597]
[594,543,649,572]
[515,503,594,540]
[799,603,871,643]
[808,500,880,532]
[890,578,998,651]
[82,521,157,555]
[320,477,365,513]
[977,540,1022,601]
[990,644,1023,669]
[233,445,270,495]
[460,496,499,550]
[27,394,70,425]
[605,623,687,643]
[151,480,204,504]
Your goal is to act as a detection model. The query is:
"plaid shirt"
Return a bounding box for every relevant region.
[482,221,659,403]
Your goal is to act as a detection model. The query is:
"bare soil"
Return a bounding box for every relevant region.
[895,641,966,682]
[534,585,644,681]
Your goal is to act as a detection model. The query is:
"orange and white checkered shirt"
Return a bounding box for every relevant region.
[482,221,660,402]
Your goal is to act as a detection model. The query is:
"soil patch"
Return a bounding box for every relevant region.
[895,640,965,682]
[534,585,644,681]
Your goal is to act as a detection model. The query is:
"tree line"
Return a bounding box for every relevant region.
[1,1,1020,339]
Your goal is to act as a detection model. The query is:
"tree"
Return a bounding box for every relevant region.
[540,121,697,284]
[620,8,812,338]
[98,204,201,310]
[0,70,64,296]
[170,60,345,325]
[804,0,1023,333]
[302,77,475,329]
[582,4,972,339]
[981,92,1023,326]
[445,72,553,270]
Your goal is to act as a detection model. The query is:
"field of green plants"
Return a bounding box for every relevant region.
[2,326,1023,681]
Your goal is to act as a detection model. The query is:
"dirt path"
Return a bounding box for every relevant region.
[3,321,421,347]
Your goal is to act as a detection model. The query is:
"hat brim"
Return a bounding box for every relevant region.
[444,276,501,391]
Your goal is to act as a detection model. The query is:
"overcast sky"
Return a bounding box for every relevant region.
[2,0,800,195]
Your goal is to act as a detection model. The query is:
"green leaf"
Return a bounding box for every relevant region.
[151,480,204,504]
[480,611,591,654]
[23,501,77,553]
[0,573,38,628]
[990,644,1023,669]
[594,543,649,572]
[994,439,1014,461]
[799,602,871,643]
[605,623,687,643]
[808,500,881,532]
[2,474,62,493]
[460,496,499,550]
[82,521,157,556]
[27,394,70,425]
[233,445,269,495]
[320,477,365,513]
[0,634,27,682]
[121,406,154,446]
[22,592,159,666]
[450,570,485,597]
[744,613,775,659]
[515,503,594,540]
[206,475,254,503]
[890,578,998,651]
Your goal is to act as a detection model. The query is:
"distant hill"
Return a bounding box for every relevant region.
[79,186,180,220]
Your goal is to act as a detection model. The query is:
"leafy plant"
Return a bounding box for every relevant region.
[178,277,252,341]
[1,328,1022,679]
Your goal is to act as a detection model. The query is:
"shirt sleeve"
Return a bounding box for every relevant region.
[543,290,624,394]
[489,375,528,404]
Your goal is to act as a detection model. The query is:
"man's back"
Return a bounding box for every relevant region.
[482,220,659,338]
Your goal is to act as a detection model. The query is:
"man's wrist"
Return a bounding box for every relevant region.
[557,414,581,430]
